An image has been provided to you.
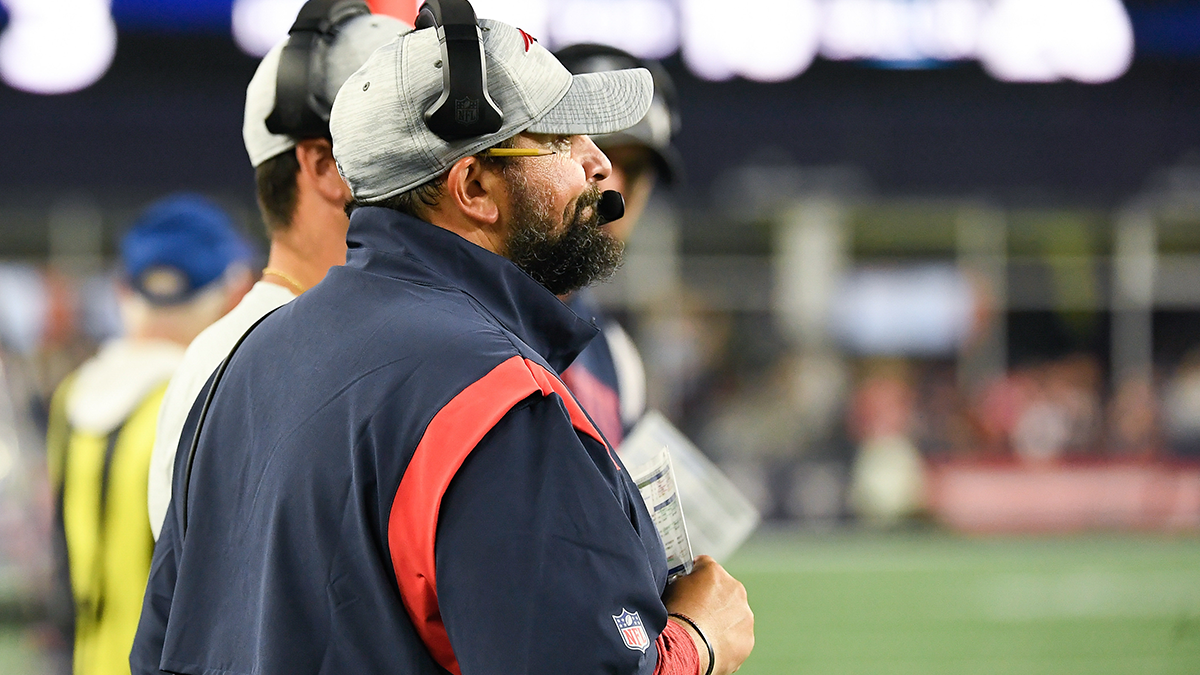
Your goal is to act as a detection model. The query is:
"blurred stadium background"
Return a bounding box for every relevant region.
[2,0,1200,673]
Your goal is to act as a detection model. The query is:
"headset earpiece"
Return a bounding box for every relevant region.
[417,0,504,141]
[266,0,371,138]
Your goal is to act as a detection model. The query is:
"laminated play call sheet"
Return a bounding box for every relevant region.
[621,412,761,576]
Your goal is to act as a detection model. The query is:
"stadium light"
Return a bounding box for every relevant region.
[913,0,983,61]
[471,0,676,59]
[977,0,1134,83]
[1052,0,1135,84]
[471,0,549,41]
[681,0,820,82]
[232,0,308,58]
[822,0,983,63]
[0,0,1141,93]
[0,0,116,95]
[550,0,678,59]
[822,0,887,61]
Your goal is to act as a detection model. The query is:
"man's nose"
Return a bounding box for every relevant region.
[576,135,612,183]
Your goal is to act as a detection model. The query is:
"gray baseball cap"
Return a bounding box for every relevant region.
[243,13,411,168]
[555,44,683,185]
[330,19,654,202]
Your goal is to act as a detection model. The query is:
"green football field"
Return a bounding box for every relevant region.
[3,529,1198,674]
[724,529,1200,675]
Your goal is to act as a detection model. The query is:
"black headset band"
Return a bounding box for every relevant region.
[264,0,370,139]
[415,0,478,28]
[292,0,367,32]
[417,0,504,141]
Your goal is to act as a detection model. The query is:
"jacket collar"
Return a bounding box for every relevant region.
[345,206,599,374]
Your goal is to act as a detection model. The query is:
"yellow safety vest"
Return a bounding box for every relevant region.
[48,374,166,675]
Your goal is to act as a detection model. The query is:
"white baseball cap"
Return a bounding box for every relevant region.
[329,18,654,202]
[243,13,412,168]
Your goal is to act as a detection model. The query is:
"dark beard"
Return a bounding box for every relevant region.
[503,180,624,296]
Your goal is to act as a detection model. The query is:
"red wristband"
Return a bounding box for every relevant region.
[669,613,715,675]
[654,619,700,675]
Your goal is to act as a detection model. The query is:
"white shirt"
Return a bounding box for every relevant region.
[147,281,296,539]
[69,338,185,435]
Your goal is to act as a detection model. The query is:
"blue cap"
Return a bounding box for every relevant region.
[121,194,255,305]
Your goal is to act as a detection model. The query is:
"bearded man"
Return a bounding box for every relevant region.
[131,7,752,675]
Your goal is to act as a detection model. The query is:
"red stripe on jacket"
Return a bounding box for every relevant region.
[562,364,624,447]
[387,355,614,674]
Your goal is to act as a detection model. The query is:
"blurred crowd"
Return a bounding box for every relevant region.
[624,302,1200,524]
[882,351,1199,463]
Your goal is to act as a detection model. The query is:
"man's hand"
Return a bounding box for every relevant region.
[663,555,754,675]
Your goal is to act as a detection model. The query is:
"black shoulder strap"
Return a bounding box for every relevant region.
[179,308,281,536]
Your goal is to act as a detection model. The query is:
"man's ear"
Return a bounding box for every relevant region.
[444,155,503,226]
[295,139,351,204]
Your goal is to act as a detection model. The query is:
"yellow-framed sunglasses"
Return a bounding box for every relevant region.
[481,148,557,157]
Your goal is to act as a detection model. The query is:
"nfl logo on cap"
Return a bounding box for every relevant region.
[612,609,650,652]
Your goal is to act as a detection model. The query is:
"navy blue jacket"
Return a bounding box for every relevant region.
[131,208,674,675]
[563,290,645,447]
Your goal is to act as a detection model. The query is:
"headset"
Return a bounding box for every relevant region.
[265,0,372,138]
[415,0,504,140]
[269,0,506,141]
[414,0,623,220]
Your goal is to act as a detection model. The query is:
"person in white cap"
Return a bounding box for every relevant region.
[131,3,753,675]
[145,0,410,540]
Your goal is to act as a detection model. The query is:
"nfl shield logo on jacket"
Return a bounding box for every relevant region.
[613,609,650,652]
